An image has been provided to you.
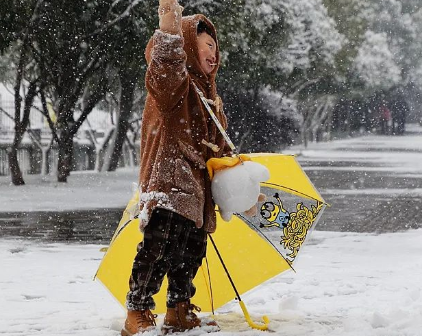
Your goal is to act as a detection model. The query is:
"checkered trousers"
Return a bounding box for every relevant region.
[126,208,207,311]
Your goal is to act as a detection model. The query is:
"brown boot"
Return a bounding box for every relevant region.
[121,310,157,336]
[162,301,219,334]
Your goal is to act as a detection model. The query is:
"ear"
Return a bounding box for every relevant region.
[220,209,233,222]
[245,162,270,182]
[258,193,266,202]
[244,205,258,217]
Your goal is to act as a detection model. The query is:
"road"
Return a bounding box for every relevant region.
[299,124,422,233]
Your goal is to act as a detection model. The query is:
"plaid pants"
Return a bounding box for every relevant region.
[126,208,207,311]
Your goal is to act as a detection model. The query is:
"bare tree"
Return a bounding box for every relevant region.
[300,95,335,147]
[0,0,43,185]
[30,0,114,182]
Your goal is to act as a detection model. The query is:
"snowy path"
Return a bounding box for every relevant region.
[1,230,421,335]
[291,124,422,233]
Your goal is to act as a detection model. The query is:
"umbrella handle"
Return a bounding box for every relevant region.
[208,234,269,331]
[238,300,269,331]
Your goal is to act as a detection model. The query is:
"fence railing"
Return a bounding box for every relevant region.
[0,97,138,177]
[0,143,96,176]
[0,147,32,176]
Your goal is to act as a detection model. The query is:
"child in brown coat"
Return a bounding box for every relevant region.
[122,0,230,335]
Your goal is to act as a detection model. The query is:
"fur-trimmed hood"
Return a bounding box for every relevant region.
[145,14,220,98]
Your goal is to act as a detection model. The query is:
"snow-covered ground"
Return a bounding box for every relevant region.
[288,123,422,175]
[0,168,138,212]
[1,124,422,335]
[1,230,421,336]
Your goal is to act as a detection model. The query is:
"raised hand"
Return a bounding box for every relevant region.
[158,0,183,35]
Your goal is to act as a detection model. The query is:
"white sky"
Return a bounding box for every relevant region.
[1,124,422,335]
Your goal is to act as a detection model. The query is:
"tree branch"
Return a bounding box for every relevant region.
[71,79,108,135]
[39,90,61,145]
[0,107,14,121]
[84,0,143,39]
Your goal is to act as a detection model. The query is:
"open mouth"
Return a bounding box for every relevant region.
[207,60,217,66]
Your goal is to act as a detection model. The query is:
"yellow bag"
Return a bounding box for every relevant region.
[206,154,251,180]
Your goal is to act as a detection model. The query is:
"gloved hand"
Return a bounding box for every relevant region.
[158,0,183,35]
[244,193,266,217]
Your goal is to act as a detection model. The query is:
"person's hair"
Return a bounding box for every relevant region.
[197,20,216,42]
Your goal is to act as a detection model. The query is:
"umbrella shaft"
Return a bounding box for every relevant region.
[208,234,242,301]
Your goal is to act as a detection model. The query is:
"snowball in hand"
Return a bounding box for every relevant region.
[211,161,270,221]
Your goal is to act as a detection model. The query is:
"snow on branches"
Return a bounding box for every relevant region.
[354,31,401,90]
[278,0,345,74]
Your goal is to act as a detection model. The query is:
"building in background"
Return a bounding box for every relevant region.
[0,84,137,176]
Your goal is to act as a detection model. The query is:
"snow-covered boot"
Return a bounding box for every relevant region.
[121,309,157,336]
[162,301,219,334]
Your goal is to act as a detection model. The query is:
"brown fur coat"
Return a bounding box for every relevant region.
[138,14,229,233]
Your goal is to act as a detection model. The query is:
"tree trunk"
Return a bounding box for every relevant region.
[8,124,26,186]
[94,150,102,172]
[104,74,136,172]
[8,147,25,185]
[57,132,73,182]
[301,124,308,148]
[40,146,51,176]
[9,80,38,185]
[125,133,138,167]
[95,126,115,171]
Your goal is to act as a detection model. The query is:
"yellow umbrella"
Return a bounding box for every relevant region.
[95,153,327,330]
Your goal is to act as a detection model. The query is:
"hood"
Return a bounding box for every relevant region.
[145,14,220,98]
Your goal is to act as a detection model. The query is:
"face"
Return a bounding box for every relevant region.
[197,32,217,74]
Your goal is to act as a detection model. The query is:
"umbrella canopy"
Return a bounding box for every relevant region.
[95,154,326,323]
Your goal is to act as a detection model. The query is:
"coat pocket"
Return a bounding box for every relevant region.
[177,140,206,169]
[173,158,202,195]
